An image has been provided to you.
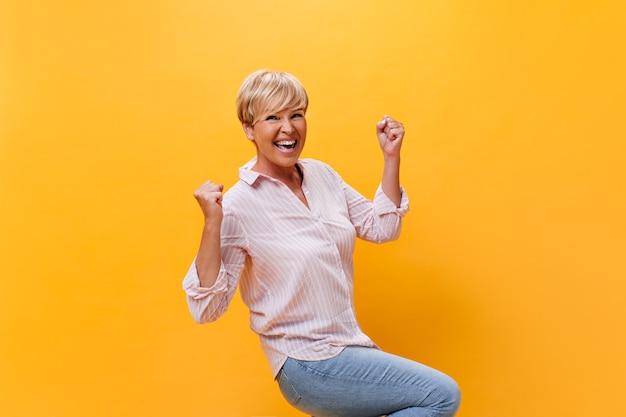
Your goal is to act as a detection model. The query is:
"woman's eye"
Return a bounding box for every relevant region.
[265,115,278,121]
[291,113,303,119]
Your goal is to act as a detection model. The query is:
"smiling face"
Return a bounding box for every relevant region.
[243,106,307,176]
[236,70,309,178]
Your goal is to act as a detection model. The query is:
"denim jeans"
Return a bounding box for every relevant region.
[276,346,461,417]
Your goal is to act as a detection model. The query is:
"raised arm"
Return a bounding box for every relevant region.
[192,180,224,288]
[376,115,405,207]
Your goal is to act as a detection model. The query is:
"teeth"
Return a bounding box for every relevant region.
[276,140,296,146]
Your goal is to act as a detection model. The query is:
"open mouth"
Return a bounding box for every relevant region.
[274,140,297,151]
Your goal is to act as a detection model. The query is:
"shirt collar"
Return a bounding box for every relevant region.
[239,157,260,185]
[238,157,305,185]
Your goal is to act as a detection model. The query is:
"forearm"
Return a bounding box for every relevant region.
[376,115,404,207]
[381,155,401,207]
[194,219,222,288]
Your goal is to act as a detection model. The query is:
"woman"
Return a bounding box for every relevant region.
[183,70,460,417]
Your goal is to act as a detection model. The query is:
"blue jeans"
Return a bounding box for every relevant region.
[276,346,461,417]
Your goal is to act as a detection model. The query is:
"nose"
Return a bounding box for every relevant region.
[280,118,295,133]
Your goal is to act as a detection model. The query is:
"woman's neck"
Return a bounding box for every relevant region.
[252,163,303,187]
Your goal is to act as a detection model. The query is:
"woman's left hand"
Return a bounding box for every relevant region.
[376,115,404,159]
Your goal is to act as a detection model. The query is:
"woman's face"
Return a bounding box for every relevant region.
[245,106,307,175]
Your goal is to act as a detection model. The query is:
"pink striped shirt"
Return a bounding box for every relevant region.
[183,158,409,377]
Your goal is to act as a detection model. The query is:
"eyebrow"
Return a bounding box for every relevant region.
[268,107,305,115]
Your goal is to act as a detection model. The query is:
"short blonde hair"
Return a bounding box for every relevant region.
[236,70,309,125]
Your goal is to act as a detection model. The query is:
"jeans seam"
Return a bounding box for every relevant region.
[278,367,302,406]
[293,358,425,390]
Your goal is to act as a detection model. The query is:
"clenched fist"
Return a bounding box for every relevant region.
[376,115,404,159]
[193,180,224,223]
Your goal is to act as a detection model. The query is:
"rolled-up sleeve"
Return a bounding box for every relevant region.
[373,184,410,217]
[182,212,247,323]
[346,182,409,243]
[182,261,234,323]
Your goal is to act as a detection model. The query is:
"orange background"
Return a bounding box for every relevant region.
[1,1,625,416]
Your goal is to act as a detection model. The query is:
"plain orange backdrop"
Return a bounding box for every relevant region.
[1,1,625,416]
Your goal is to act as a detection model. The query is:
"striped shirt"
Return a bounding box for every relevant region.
[183,157,409,377]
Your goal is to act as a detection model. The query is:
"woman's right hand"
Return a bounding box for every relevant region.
[193,180,224,223]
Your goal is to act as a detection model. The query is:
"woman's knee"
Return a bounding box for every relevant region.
[436,374,461,416]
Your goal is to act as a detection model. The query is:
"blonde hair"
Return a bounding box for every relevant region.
[236,70,309,125]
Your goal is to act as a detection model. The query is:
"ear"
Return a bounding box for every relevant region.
[242,123,254,140]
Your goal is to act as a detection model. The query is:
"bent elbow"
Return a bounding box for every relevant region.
[190,310,212,324]
[190,309,221,325]
[187,297,226,324]
[377,225,402,243]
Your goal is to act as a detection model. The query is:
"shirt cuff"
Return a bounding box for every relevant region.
[182,259,228,300]
[374,185,410,216]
